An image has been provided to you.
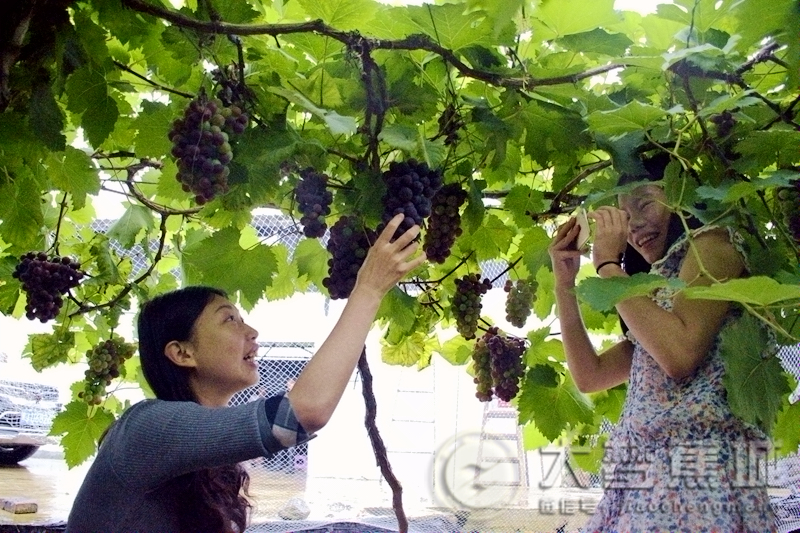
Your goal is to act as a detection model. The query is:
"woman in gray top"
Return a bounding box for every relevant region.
[66,213,426,533]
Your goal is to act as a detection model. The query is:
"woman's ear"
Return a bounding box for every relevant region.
[164,341,197,368]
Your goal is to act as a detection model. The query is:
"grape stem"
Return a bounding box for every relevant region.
[357,347,408,533]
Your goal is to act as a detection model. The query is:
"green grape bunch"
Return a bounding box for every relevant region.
[452,273,492,340]
[168,91,248,205]
[471,335,493,402]
[79,338,137,406]
[504,278,537,328]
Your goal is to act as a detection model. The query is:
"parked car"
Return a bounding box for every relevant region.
[0,370,62,465]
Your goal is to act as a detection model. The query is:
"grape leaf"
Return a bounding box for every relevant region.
[297,0,379,30]
[377,287,418,333]
[29,84,66,151]
[181,226,277,309]
[719,313,791,434]
[0,172,45,250]
[381,331,438,368]
[406,3,492,51]
[504,185,545,229]
[24,331,76,371]
[132,101,175,159]
[107,204,154,249]
[518,370,594,441]
[773,398,800,458]
[530,0,620,39]
[50,401,116,468]
[46,147,100,211]
[436,334,473,366]
[683,276,800,306]
[587,100,669,136]
[461,213,515,262]
[576,273,680,312]
[265,245,297,301]
[293,238,329,290]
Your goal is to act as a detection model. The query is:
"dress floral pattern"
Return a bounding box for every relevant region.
[582,227,776,533]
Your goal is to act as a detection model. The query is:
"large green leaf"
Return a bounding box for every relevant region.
[530,0,620,39]
[181,226,278,308]
[405,3,493,50]
[720,313,791,434]
[586,100,669,136]
[518,369,594,441]
[683,276,800,307]
[576,273,682,312]
[25,331,76,371]
[46,147,101,210]
[297,0,379,30]
[50,401,116,468]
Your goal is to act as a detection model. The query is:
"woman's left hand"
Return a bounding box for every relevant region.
[589,206,629,270]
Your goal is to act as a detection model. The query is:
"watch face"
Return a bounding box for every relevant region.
[575,207,591,249]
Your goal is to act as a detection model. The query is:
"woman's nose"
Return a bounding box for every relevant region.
[246,323,258,340]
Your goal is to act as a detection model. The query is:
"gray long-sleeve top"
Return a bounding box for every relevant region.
[66,394,310,532]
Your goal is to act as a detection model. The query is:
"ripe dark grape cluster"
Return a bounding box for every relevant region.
[380,159,443,238]
[709,110,736,138]
[471,327,527,402]
[423,183,468,263]
[471,335,493,401]
[504,279,536,328]
[294,168,334,238]
[12,252,83,323]
[452,273,492,340]
[168,93,248,205]
[437,104,464,146]
[777,183,800,244]
[79,338,137,406]
[322,216,377,299]
[486,328,526,402]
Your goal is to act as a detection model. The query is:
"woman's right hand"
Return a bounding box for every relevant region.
[352,213,427,300]
[548,217,583,289]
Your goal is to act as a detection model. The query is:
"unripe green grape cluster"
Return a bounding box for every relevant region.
[453,273,492,340]
[79,338,137,406]
[504,278,536,328]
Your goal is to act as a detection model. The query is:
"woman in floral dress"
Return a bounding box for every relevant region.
[548,157,775,533]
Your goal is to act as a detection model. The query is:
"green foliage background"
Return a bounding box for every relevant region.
[0,0,798,468]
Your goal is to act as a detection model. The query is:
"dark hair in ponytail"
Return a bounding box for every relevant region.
[616,153,702,335]
[137,286,252,533]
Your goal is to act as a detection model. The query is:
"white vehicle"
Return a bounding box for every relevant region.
[0,353,62,464]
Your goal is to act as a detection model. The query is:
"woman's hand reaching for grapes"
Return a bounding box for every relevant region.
[353,213,427,300]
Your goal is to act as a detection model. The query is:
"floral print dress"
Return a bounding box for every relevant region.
[582,227,776,533]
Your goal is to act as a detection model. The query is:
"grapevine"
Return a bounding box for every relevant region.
[168,91,248,205]
[12,252,83,323]
[79,337,137,406]
[322,216,377,300]
[294,168,334,238]
[777,183,800,245]
[486,328,526,402]
[471,335,493,401]
[452,273,492,340]
[380,159,443,238]
[423,182,468,263]
[504,278,536,328]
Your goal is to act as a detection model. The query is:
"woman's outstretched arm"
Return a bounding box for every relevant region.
[287,214,426,432]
